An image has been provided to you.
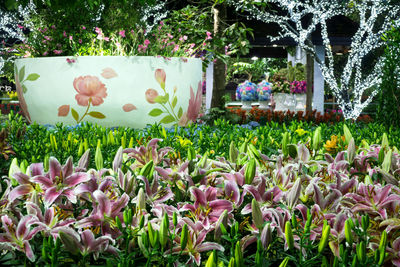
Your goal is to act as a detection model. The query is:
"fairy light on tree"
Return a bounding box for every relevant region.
[228,0,400,120]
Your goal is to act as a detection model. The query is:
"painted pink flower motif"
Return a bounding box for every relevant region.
[145,89,159,104]
[155,69,166,89]
[73,75,107,106]
[122,103,137,112]
[58,105,70,116]
[101,68,118,79]
[14,73,31,122]
[186,81,202,122]
[178,112,189,127]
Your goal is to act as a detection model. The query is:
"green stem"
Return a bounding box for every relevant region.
[77,100,92,123]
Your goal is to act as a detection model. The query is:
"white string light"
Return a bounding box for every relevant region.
[228,0,400,120]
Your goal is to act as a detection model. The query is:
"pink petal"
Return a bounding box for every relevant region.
[32,175,54,188]
[30,163,44,176]
[24,240,35,262]
[190,187,207,207]
[12,172,31,185]
[49,157,62,182]
[110,193,129,216]
[93,190,111,216]
[9,184,33,202]
[62,157,74,178]
[45,207,55,226]
[64,172,90,187]
[196,242,224,252]
[16,215,35,240]
[81,229,95,249]
[101,67,118,79]
[44,187,62,206]
[208,199,233,212]
[122,103,137,112]
[62,188,77,204]
[58,105,70,116]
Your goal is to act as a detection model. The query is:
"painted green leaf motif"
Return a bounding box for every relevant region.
[172,96,177,108]
[22,85,28,94]
[178,107,183,118]
[71,108,79,122]
[26,73,40,81]
[149,108,163,117]
[159,115,175,124]
[19,66,25,81]
[88,111,106,119]
[154,93,169,104]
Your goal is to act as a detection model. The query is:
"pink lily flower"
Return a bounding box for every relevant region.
[76,190,129,238]
[137,175,174,204]
[32,157,90,206]
[0,215,43,262]
[59,228,118,259]
[169,219,224,265]
[123,138,172,169]
[9,163,44,203]
[26,202,75,240]
[180,186,233,229]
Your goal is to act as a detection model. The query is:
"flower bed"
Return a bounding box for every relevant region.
[1,131,400,265]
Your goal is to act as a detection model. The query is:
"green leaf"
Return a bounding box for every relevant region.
[159,115,175,124]
[178,107,183,118]
[71,108,79,122]
[19,65,25,81]
[26,73,40,81]
[88,111,106,119]
[172,96,177,108]
[22,85,28,94]
[154,93,169,104]
[149,108,163,117]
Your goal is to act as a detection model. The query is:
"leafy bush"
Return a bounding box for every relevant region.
[377,26,400,127]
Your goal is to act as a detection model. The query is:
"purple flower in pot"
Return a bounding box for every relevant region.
[236,80,258,101]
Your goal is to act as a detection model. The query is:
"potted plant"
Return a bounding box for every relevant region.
[257,79,272,110]
[270,62,305,111]
[235,80,257,110]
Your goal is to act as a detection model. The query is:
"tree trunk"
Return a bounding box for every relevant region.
[306,52,314,112]
[211,3,227,108]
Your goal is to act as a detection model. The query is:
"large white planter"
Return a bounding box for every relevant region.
[273,93,296,112]
[14,56,202,128]
[295,94,306,111]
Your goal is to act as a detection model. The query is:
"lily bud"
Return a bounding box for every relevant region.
[361,215,369,232]
[347,138,356,164]
[234,241,243,267]
[95,140,103,170]
[159,213,169,248]
[244,158,256,185]
[285,221,294,250]
[229,141,239,163]
[205,250,216,267]
[148,223,156,247]
[279,256,290,267]
[228,257,235,267]
[260,223,272,249]
[139,215,145,229]
[139,160,154,181]
[344,218,353,246]
[312,127,322,151]
[318,222,331,254]
[141,231,149,248]
[173,212,178,227]
[115,216,123,230]
[181,223,189,251]
[356,241,366,263]
[137,188,145,213]
[282,132,290,156]
[251,199,264,229]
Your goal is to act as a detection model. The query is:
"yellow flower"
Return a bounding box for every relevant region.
[295,128,308,136]
[324,135,339,154]
[177,136,192,147]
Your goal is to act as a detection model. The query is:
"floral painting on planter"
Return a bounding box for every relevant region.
[147,68,202,126]
[58,67,137,124]
[14,65,40,123]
